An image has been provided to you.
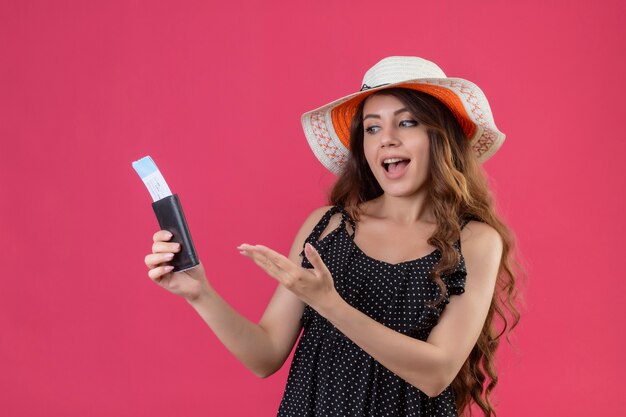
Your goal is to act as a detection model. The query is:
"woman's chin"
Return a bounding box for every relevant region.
[378,181,429,198]
[381,188,420,198]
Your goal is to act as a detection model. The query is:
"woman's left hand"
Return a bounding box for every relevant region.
[237,242,340,314]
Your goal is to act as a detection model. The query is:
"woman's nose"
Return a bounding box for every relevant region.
[380,127,400,147]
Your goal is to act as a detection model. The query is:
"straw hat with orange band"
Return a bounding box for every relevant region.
[301,56,506,175]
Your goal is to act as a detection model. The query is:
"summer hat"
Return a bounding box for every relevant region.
[301,56,505,175]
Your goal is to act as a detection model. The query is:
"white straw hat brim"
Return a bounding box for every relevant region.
[301,57,505,175]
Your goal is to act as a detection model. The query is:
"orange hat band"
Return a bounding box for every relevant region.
[330,84,477,149]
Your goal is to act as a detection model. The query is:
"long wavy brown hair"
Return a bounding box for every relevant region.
[328,88,525,417]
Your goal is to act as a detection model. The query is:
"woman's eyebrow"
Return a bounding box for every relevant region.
[363,108,410,120]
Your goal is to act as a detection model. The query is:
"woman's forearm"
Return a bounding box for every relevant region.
[319,294,449,397]
[186,288,284,378]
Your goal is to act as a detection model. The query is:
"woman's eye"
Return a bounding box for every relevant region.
[400,119,418,127]
[365,126,380,134]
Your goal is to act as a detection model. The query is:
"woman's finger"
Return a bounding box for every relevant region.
[153,230,173,242]
[304,243,331,276]
[245,251,286,283]
[252,245,299,276]
[148,265,174,281]
[145,252,175,269]
[152,241,181,254]
[239,244,294,284]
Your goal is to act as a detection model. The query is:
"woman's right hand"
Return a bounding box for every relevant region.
[145,230,210,302]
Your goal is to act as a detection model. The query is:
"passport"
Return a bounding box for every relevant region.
[133,156,199,272]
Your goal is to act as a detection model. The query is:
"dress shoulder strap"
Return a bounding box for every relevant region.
[460,214,483,230]
[305,205,356,243]
[453,214,484,258]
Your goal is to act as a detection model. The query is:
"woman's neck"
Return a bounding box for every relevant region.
[364,193,435,226]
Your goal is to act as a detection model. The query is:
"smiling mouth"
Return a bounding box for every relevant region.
[382,159,411,173]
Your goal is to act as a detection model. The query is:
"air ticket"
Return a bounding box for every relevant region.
[132,156,173,202]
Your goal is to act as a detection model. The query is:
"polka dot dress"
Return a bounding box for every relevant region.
[277,206,476,417]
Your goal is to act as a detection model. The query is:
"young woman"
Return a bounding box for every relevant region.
[144,56,522,417]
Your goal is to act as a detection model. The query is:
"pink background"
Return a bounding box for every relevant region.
[1,0,624,416]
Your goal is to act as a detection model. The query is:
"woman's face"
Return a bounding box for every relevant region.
[362,93,431,198]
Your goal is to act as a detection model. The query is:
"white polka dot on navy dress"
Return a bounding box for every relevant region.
[277,206,477,417]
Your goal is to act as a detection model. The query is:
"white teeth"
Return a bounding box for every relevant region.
[383,158,405,164]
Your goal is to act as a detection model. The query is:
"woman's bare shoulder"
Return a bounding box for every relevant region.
[289,206,333,247]
[307,205,334,220]
[305,205,345,241]
[460,221,503,281]
[460,220,501,245]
